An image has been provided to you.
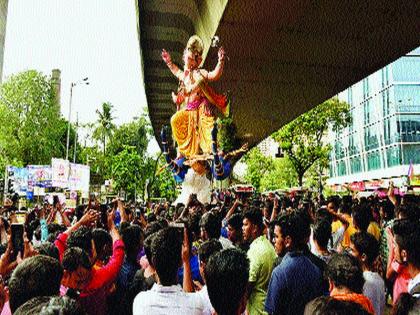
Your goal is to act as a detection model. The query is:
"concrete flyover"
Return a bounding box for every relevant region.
[136,0,420,149]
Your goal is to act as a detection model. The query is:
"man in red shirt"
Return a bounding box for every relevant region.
[55,209,125,315]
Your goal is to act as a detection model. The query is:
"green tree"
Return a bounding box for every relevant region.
[148,154,177,200]
[110,145,143,199]
[0,70,64,170]
[273,98,351,186]
[107,115,151,156]
[78,144,109,186]
[217,117,239,152]
[80,112,154,196]
[260,157,298,191]
[243,147,274,192]
[93,102,115,154]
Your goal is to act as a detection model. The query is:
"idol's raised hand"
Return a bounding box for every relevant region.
[218,47,225,62]
[161,49,172,64]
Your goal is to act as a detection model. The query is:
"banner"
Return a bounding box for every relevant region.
[27,165,52,188]
[6,166,28,196]
[349,181,365,191]
[411,175,420,186]
[52,158,70,188]
[33,187,46,196]
[69,163,90,192]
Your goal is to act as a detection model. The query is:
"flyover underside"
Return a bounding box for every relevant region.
[137,0,420,149]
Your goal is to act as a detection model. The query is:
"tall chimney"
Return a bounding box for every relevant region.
[51,69,61,110]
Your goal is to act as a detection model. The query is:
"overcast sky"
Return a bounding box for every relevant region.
[2,0,161,151]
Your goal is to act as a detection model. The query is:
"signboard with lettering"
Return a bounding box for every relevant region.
[52,159,70,188]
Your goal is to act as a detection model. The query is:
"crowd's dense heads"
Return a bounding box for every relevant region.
[0,188,419,315]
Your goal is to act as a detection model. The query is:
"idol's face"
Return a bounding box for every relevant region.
[183,49,201,70]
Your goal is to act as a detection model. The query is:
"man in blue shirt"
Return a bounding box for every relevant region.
[265,210,323,315]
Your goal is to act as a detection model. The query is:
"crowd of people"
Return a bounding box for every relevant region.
[0,188,418,315]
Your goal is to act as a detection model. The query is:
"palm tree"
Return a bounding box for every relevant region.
[93,102,115,154]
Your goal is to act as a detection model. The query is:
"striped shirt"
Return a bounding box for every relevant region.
[133,283,205,315]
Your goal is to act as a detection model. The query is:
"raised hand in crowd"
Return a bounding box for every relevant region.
[107,208,121,242]
[16,232,36,264]
[182,228,194,293]
[0,238,17,277]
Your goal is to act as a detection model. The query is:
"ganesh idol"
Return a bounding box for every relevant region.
[161,35,228,160]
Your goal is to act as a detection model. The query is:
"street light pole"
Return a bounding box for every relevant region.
[73,112,78,163]
[65,82,75,161]
[65,78,89,161]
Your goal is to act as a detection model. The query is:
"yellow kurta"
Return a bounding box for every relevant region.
[170,103,214,158]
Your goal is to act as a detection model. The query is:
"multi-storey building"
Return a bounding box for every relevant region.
[328,47,420,190]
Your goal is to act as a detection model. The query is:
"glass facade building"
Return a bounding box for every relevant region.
[328,47,420,186]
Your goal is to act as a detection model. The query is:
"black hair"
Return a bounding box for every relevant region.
[307,296,371,315]
[146,213,157,223]
[275,210,310,247]
[14,296,52,315]
[198,239,223,264]
[263,200,273,215]
[67,226,93,256]
[122,225,144,263]
[39,296,87,315]
[351,204,372,232]
[150,227,182,286]
[379,199,394,221]
[53,196,60,207]
[340,202,352,216]
[395,204,420,221]
[26,219,40,242]
[9,255,63,313]
[326,253,365,294]
[227,213,243,232]
[34,242,60,261]
[243,207,263,230]
[313,219,332,249]
[350,232,379,266]
[392,292,418,315]
[92,228,112,261]
[187,212,202,242]
[74,205,85,221]
[393,219,420,268]
[119,221,131,233]
[46,231,62,243]
[200,212,221,239]
[62,247,92,272]
[326,196,340,211]
[47,223,66,235]
[205,248,249,315]
[401,194,420,207]
[296,208,312,240]
[315,208,333,225]
[143,232,156,262]
[144,221,164,238]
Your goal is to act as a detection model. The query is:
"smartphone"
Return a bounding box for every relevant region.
[135,209,141,218]
[53,195,60,207]
[11,224,24,260]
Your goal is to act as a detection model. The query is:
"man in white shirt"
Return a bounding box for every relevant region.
[133,227,204,315]
[350,232,385,315]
